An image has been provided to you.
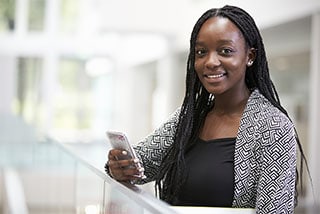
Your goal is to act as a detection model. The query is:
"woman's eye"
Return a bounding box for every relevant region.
[195,49,206,56]
[220,48,234,55]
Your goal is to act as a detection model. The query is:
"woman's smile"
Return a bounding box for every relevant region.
[203,72,227,83]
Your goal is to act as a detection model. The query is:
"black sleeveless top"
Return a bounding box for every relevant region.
[176,137,236,207]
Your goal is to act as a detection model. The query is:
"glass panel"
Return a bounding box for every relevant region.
[74,163,105,213]
[28,0,46,31]
[104,183,145,214]
[0,117,177,214]
[24,142,77,213]
[0,141,78,213]
[103,180,178,214]
[0,0,15,31]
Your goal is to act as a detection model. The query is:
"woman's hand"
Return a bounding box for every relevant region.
[105,149,145,182]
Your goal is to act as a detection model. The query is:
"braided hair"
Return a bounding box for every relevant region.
[155,5,307,205]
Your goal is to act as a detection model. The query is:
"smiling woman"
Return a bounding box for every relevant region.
[194,16,253,105]
[104,5,308,213]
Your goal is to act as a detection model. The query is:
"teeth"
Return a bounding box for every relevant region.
[207,74,224,78]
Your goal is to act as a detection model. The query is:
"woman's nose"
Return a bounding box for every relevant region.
[205,52,221,68]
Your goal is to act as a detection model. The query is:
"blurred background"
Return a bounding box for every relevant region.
[0,0,320,213]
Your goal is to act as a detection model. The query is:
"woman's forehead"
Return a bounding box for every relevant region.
[196,17,244,44]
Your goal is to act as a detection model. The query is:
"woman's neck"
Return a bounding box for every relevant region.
[212,88,251,116]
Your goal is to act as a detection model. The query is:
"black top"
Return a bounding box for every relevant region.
[176,137,236,207]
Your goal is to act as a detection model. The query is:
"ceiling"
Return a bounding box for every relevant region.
[1,0,318,68]
[93,0,320,50]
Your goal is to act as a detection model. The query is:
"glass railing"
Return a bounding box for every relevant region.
[58,139,178,214]
[0,137,177,214]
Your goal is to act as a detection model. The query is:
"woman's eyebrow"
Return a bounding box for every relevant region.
[195,39,236,46]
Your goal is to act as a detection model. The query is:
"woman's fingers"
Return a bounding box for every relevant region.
[108,149,128,160]
[106,149,143,181]
[108,158,134,169]
[108,163,142,181]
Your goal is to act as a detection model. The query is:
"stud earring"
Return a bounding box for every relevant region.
[247,60,253,66]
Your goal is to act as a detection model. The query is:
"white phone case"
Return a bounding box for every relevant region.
[106,130,146,179]
[106,130,137,160]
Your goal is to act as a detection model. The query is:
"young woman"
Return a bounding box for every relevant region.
[106,5,306,213]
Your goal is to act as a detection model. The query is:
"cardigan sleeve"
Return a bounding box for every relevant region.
[133,108,181,183]
[255,115,297,214]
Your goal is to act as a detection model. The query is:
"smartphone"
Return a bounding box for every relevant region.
[106,130,146,179]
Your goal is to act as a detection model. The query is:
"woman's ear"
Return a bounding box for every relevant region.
[247,48,256,67]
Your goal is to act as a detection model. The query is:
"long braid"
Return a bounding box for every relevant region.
[155,5,308,205]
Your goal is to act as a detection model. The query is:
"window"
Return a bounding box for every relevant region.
[0,0,15,31]
[28,0,46,31]
[16,57,43,124]
[54,58,93,131]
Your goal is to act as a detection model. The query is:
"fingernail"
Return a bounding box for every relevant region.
[133,158,139,163]
[122,150,127,155]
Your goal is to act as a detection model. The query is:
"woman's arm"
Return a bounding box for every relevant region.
[133,108,181,183]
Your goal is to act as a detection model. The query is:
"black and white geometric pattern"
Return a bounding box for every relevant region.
[134,89,297,213]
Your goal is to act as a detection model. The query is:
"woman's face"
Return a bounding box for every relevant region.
[194,16,254,96]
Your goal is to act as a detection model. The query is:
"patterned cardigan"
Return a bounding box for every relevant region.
[133,89,297,213]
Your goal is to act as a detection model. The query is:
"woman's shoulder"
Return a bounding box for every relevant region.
[248,90,291,120]
[241,90,296,147]
[244,90,295,136]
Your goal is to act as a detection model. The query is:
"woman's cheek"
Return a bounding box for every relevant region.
[194,61,200,73]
